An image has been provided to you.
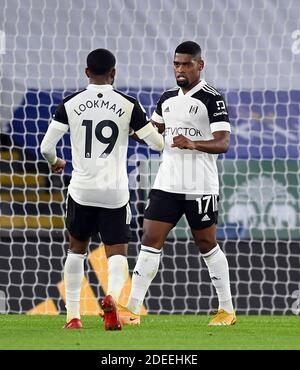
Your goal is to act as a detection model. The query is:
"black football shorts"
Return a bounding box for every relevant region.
[144,189,219,230]
[66,194,131,244]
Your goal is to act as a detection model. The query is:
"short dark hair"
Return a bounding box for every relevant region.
[87,48,116,75]
[175,41,202,58]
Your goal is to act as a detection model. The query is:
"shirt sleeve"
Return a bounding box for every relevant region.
[207,95,231,133]
[40,122,68,165]
[151,95,165,124]
[129,100,149,132]
[52,102,69,126]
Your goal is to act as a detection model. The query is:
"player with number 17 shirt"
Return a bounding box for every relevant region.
[124,41,236,327]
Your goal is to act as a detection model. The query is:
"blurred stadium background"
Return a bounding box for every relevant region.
[0,0,299,316]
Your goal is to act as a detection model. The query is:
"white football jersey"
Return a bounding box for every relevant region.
[151,80,231,195]
[51,84,149,208]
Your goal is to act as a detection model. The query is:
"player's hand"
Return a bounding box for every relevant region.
[51,158,66,173]
[171,135,196,150]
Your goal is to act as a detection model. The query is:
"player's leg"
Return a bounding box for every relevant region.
[124,219,173,317]
[125,190,182,318]
[63,234,88,328]
[185,195,236,325]
[98,205,132,330]
[99,204,132,304]
[192,224,234,312]
[63,195,95,328]
[104,243,128,303]
[192,225,235,325]
[101,243,128,331]
[99,243,128,331]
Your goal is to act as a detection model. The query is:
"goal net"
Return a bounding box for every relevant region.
[0,0,300,315]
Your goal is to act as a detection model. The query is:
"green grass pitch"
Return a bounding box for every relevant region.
[0,315,300,350]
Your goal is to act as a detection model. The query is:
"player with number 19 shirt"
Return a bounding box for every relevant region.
[41,48,164,331]
[52,84,153,208]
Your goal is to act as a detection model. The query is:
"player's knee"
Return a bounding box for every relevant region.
[194,237,217,254]
[141,232,163,249]
[69,245,87,254]
[69,240,88,254]
[105,244,127,258]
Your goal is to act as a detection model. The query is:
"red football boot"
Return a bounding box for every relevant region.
[63,318,83,329]
[101,295,122,331]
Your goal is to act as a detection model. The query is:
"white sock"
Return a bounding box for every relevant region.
[127,245,161,314]
[64,250,86,322]
[201,244,234,313]
[107,254,129,303]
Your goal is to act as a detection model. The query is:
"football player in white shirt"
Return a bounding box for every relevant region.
[122,41,236,326]
[41,48,164,330]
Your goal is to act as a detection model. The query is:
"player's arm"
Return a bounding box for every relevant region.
[151,119,165,134]
[172,94,230,154]
[129,128,146,144]
[134,122,164,151]
[130,101,164,151]
[150,96,166,134]
[171,131,230,153]
[40,102,69,173]
[130,92,166,143]
[129,120,164,144]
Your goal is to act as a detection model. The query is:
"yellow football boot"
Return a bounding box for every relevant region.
[118,304,141,326]
[208,309,237,326]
